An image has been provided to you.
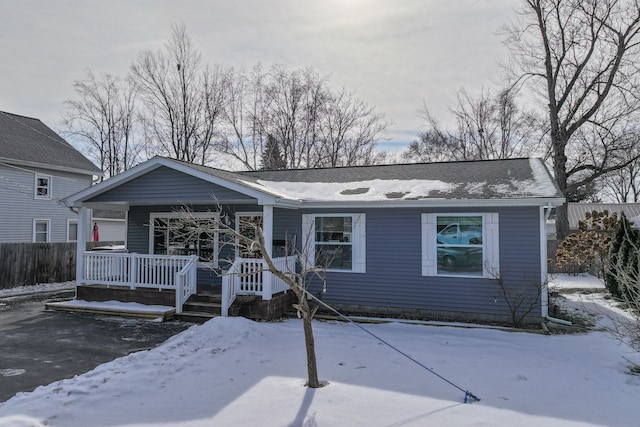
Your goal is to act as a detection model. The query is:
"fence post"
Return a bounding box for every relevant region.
[130,254,138,290]
[262,259,273,300]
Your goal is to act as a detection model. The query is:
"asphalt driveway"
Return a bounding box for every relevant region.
[0,291,190,403]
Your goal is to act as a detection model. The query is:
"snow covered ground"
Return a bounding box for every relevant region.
[0,275,638,427]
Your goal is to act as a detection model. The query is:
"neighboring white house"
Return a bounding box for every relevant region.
[92,209,126,242]
[0,110,101,243]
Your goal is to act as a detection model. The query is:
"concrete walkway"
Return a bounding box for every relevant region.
[0,291,189,403]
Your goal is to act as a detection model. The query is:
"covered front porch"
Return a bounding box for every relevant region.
[74,250,297,320]
[63,157,302,321]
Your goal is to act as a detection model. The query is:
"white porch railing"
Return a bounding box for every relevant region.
[82,252,199,313]
[221,256,297,317]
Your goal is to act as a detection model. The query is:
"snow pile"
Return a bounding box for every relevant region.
[0,276,639,426]
[0,282,74,298]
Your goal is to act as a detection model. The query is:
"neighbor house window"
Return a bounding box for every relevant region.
[421,213,499,278]
[67,220,78,242]
[33,219,50,243]
[34,174,51,199]
[149,212,218,265]
[302,214,366,273]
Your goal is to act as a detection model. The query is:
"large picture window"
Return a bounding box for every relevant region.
[436,216,483,276]
[302,213,366,273]
[422,213,499,278]
[150,212,218,265]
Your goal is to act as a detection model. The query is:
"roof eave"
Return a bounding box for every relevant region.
[285,197,566,209]
[64,157,279,207]
[0,157,102,177]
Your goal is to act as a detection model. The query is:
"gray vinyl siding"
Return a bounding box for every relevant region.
[124,201,542,318]
[299,206,542,319]
[90,166,254,204]
[0,163,92,243]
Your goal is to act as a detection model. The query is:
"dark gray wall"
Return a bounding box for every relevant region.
[295,206,542,319]
[126,202,542,319]
[90,166,255,203]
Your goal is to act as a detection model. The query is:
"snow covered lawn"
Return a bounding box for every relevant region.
[0,275,638,427]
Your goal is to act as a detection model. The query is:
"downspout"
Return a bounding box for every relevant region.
[540,204,572,326]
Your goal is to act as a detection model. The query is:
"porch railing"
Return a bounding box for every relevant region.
[82,252,199,313]
[221,255,297,317]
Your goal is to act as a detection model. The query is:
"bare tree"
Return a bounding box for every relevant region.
[131,23,227,165]
[217,64,388,170]
[317,89,389,167]
[503,0,640,240]
[62,69,141,179]
[404,87,541,163]
[174,206,329,388]
[600,146,640,202]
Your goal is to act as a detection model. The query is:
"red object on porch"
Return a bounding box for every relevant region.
[93,223,99,242]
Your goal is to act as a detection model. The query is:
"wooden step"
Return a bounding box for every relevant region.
[183,301,221,314]
[174,311,216,323]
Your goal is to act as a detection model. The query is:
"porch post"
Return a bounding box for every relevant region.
[262,205,274,300]
[75,206,87,286]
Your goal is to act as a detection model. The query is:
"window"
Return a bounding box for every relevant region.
[67,220,78,242]
[34,174,51,199]
[422,213,499,278]
[235,213,263,258]
[302,214,366,273]
[33,219,50,243]
[150,212,218,265]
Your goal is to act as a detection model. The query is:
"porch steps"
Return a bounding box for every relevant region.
[175,293,222,323]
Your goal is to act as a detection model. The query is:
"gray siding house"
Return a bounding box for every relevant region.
[64,156,564,323]
[0,111,101,243]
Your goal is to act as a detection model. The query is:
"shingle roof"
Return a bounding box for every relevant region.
[0,111,100,175]
[238,158,563,201]
[168,157,563,202]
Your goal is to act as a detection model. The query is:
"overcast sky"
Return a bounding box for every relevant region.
[0,0,516,154]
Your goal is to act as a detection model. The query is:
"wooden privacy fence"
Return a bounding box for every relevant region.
[0,241,123,289]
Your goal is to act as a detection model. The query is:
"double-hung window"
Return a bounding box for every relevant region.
[33,219,50,243]
[34,174,51,199]
[302,213,366,273]
[422,213,499,278]
[150,212,219,266]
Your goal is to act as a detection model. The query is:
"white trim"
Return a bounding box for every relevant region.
[34,173,52,200]
[298,198,565,209]
[302,213,366,273]
[64,157,279,207]
[66,219,78,242]
[0,156,101,177]
[33,218,51,243]
[540,206,549,318]
[149,211,219,267]
[421,212,499,279]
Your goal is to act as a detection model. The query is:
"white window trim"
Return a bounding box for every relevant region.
[421,212,499,279]
[33,218,51,243]
[67,219,78,242]
[149,212,219,267]
[34,174,52,200]
[302,213,366,273]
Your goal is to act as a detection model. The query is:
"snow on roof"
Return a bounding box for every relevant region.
[240,178,457,202]
[239,158,562,203]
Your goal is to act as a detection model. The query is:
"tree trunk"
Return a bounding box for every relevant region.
[302,311,320,388]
